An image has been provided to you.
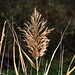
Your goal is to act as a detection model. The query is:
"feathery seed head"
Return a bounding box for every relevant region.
[22,8,54,59]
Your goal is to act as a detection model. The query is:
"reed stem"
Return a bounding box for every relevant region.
[36,58,39,75]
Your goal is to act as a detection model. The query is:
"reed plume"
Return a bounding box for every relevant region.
[20,8,54,75]
[23,8,54,59]
[19,8,54,75]
[22,8,54,59]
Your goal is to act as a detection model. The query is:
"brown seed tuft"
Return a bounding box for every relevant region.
[22,8,54,59]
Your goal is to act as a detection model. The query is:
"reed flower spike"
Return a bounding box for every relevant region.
[22,8,54,59]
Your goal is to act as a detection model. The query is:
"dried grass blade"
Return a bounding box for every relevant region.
[13,39,19,75]
[7,45,9,75]
[6,19,27,75]
[21,48,36,69]
[67,66,75,75]
[66,55,75,75]
[18,46,27,75]
[44,60,48,75]
[0,27,8,73]
[0,72,5,75]
[44,18,71,75]
[0,21,6,54]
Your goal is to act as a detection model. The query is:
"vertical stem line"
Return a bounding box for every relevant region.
[36,58,38,75]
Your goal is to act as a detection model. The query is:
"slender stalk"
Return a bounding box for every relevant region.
[36,58,39,75]
[67,66,75,75]
[0,21,6,54]
[6,18,27,75]
[66,55,75,75]
[13,39,19,75]
[7,49,9,75]
[44,17,71,75]
[0,26,8,73]
[30,66,32,75]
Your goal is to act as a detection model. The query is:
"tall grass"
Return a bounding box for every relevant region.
[20,8,54,75]
[0,21,7,75]
[66,55,75,75]
[0,8,75,75]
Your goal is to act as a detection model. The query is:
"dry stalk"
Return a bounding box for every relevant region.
[38,58,41,70]
[18,56,20,73]
[0,73,5,75]
[0,25,8,74]
[6,18,27,75]
[18,32,21,72]
[66,55,75,75]
[20,8,54,75]
[44,60,48,74]
[0,21,6,54]
[7,47,9,75]
[58,29,64,75]
[30,66,32,75]
[44,18,71,75]
[13,39,19,75]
